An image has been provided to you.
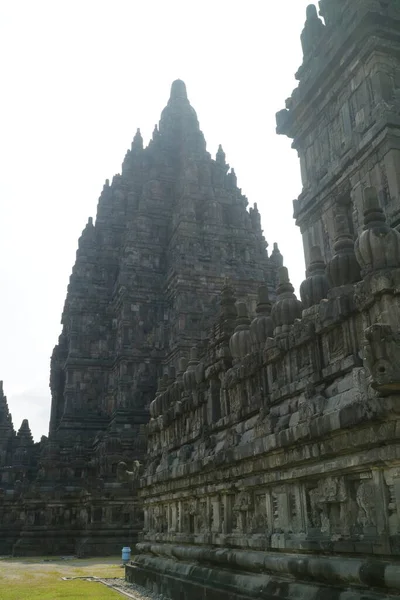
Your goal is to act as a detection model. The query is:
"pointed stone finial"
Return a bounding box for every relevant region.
[271,267,303,336]
[230,303,252,360]
[159,79,204,148]
[216,144,226,165]
[228,168,237,188]
[355,187,400,276]
[256,284,272,314]
[131,128,143,151]
[301,4,325,58]
[167,366,176,386]
[326,212,361,287]
[183,347,199,393]
[0,381,11,422]
[220,280,237,322]
[170,79,188,101]
[235,303,250,324]
[309,245,323,263]
[177,357,188,382]
[306,4,318,19]
[278,266,290,287]
[363,187,388,227]
[249,203,262,232]
[152,124,160,140]
[250,285,273,349]
[79,216,96,249]
[189,347,199,362]
[17,419,33,446]
[300,245,330,308]
[271,242,284,268]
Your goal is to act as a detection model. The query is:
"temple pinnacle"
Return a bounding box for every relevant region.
[170,79,188,101]
[131,128,143,151]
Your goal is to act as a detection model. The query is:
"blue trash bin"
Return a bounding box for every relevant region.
[122,546,131,563]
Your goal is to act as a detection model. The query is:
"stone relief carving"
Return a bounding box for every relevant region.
[364,324,400,394]
[356,481,376,528]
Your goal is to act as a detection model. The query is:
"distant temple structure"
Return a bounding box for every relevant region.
[0,80,280,556]
[124,2,400,599]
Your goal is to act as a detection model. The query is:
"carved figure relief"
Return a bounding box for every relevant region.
[251,493,268,533]
[307,477,347,536]
[356,482,376,528]
[328,328,346,363]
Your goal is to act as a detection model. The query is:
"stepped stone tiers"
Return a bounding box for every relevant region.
[126,3,400,600]
[0,81,279,556]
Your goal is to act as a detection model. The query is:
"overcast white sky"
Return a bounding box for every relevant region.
[0,0,311,441]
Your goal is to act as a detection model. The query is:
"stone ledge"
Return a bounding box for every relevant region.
[127,549,400,600]
[140,409,399,494]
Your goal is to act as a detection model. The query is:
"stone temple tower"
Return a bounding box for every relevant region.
[0,79,281,555]
[277,0,400,268]
[49,80,279,442]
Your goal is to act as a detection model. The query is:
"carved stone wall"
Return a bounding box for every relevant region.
[128,188,400,598]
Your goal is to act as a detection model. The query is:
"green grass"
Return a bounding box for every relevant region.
[0,557,123,599]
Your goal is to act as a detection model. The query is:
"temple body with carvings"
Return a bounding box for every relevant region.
[126,2,400,599]
[0,81,279,556]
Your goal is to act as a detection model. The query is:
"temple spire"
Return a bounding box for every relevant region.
[169,79,188,102]
[0,380,14,431]
[78,216,95,249]
[216,145,226,165]
[158,81,206,154]
[16,419,34,446]
[131,128,143,151]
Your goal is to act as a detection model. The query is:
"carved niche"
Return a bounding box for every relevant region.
[385,469,400,536]
[307,477,347,536]
[233,491,253,533]
[250,492,268,534]
[356,481,376,529]
[364,324,400,394]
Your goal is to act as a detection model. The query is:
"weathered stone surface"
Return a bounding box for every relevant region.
[271,267,302,336]
[326,213,361,288]
[300,245,330,308]
[250,284,273,350]
[355,186,400,276]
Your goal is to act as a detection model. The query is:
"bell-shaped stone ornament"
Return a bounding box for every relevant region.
[250,285,273,349]
[300,245,330,308]
[229,303,252,360]
[271,267,303,336]
[183,347,199,392]
[326,213,360,287]
[355,187,400,276]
